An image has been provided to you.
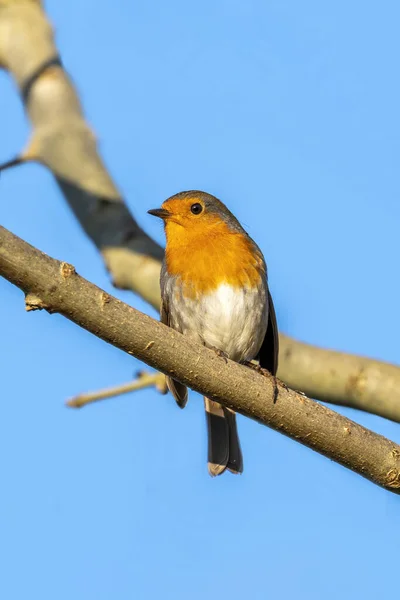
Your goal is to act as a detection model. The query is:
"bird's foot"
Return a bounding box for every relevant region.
[243,362,290,404]
[271,376,290,404]
[209,346,229,363]
[243,361,269,376]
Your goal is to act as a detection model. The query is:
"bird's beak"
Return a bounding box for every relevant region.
[148,208,171,219]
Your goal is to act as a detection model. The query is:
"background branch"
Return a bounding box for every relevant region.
[66,371,167,409]
[1,224,400,493]
[0,0,163,306]
[1,0,400,423]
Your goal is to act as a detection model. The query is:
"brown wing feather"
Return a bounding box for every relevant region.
[161,300,188,408]
[258,289,279,375]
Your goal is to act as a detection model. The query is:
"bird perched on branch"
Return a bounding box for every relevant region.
[148,191,278,476]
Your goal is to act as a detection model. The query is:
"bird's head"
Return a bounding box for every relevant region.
[148,191,244,243]
[149,190,265,282]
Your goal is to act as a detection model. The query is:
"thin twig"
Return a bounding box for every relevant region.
[67,371,167,408]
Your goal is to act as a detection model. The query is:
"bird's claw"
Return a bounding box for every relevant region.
[243,362,290,404]
[209,346,229,363]
[243,361,269,376]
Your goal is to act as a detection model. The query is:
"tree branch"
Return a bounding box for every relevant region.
[278,337,400,422]
[0,0,163,306]
[66,371,167,409]
[1,224,400,493]
[1,0,400,423]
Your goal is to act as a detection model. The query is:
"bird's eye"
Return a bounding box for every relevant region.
[190,203,203,215]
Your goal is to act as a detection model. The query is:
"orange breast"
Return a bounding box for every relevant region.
[165,218,265,298]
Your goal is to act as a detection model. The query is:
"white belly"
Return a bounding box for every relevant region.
[167,282,268,362]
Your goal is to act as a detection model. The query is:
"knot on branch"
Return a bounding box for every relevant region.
[60,262,76,278]
[25,293,47,312]
[346,367,367,399]
[385,468,400,489]
[21,55,62,102]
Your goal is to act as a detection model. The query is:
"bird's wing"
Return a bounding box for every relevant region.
[160,297,188,408]
[258,289,279,375]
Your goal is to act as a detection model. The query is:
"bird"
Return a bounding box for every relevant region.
[148,191,278,476]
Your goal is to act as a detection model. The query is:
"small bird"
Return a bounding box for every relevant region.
[148,191,278,476]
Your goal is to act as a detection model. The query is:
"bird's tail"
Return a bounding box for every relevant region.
[204,398,243,476]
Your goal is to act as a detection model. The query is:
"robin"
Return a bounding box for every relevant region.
[148,191,278,476]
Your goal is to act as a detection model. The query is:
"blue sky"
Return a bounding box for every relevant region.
[1,1,400,598]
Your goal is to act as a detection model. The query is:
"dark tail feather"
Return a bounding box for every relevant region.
[204,398,243,476]
[166,376,188,409]
[224,407,243,474]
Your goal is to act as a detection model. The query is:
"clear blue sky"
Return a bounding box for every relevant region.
[1,1,400,598]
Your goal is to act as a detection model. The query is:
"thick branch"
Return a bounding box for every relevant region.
[279,338,400,422]
[1,225,400,494]
[1,0,400,423]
